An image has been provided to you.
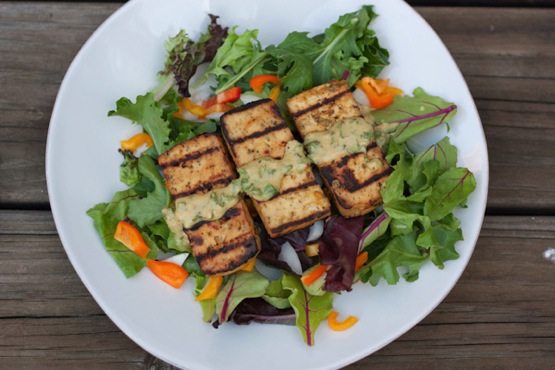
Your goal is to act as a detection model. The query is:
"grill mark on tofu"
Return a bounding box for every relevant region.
[172,176,235,199]
[158,146,219,169]
[269,209,331,236]
[261,180,318,202]
[198,240,259,275]
[188,205,241,232]
[321,166,392,193]
[290,89,350,118]
[194,235,256,263]
[320,147,391,193]
[225,121,289,145]
[221,98,272,115]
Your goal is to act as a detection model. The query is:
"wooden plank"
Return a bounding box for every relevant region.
[0,4,554,210]
[11,0,555,7]
[0,210,554,368]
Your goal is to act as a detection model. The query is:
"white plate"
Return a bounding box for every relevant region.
[46,0,489,369]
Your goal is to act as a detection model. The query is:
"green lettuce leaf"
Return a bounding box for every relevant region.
[360,138,475,285]
[312,5,388,86]
[108,93,171,154]
[265,32,318,96]
[203,27,266,93]
[424,167,476,221]
[127,155,171,227]
[373,88,457,143]
[416,223,462,269]
[262,279,292,309]
[282,273,333,346]
[203,6,389,97]
[360,232,427,285]
[216,271,269,323]
[86,190,152,277]
[119,150,140,186]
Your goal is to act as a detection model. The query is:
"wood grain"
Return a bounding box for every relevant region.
[1,210,554,368]
[0,4,554,211]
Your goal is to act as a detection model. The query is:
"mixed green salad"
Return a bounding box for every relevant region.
[88,6,476,345]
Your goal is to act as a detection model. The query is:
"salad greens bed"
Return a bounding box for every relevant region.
[88,6,476,346]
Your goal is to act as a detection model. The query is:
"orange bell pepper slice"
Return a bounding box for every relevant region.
[120,133,153,152]
[250,74,281,94]
[355,251,369,272]
[177,98,208,118]
[114,221,150,258]
[269,85,281,102]
[327,310,359,331]
[240,258,256,272]
[147,260,189,288]
[356,77,402,110]
[301,264,328,286]
[196,275,223,301]
[202,87,242,108]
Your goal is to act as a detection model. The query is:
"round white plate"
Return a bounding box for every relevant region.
[46,0,489,369]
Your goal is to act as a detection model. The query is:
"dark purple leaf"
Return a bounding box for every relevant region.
[230,298,296,326]
[341,70,350,80]
[202,14,229,63]
[165,14,228,97]
[319,216,364,292]
[257,222,315,274]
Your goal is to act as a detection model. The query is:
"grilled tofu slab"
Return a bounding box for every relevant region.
[158,134,236,199]
[287,81,391,218]
[221,99,294,167]
[186,200,259,275]
[159,134,259,275]
[221,99,331,237]
[287,80,363,138]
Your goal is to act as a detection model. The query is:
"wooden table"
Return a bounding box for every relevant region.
[1,1,554,368]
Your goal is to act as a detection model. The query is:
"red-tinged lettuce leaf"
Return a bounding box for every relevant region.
[373,88,457,144]
[215,271,269,323]
[282,274,333,346]
[423,167,476,221]
[359,212,390,251]
[230,298,295,325]
[319,216,364,292]
[163,14,228,97]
